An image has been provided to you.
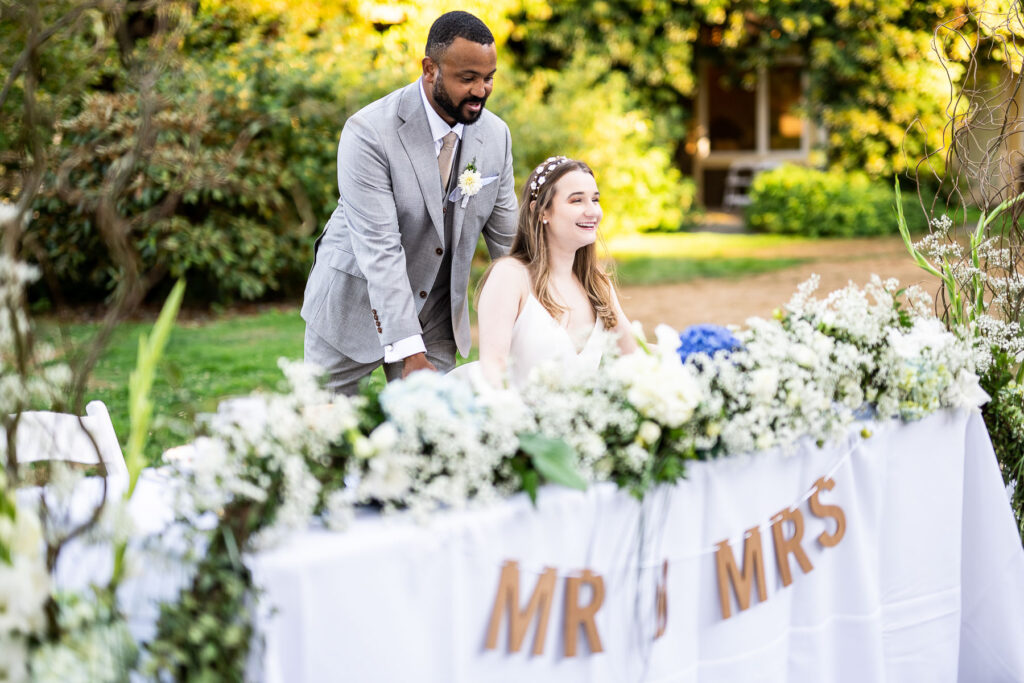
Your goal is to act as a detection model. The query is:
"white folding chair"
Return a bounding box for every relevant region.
[11,400,129,492]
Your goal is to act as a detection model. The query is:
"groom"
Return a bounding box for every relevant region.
[301,11,518,395]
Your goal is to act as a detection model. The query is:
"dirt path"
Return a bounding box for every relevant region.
[617,236,940,331]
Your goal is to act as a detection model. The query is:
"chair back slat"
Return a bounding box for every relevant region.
[7,400,128,486]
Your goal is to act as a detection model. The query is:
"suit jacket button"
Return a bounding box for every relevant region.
[419,290,427,299]
[443,206,447,214]
[435,247,443,255]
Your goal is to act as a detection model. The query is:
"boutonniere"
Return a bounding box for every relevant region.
[449,159,500,208]
[456,159,482,208]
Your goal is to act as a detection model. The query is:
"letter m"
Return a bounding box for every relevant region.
[714,526,768,620]
[485,560,557,655]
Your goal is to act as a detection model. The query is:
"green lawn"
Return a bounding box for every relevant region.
[606,231,811,259]
[42,309,308,465]
[606,232,811,285]
[42,231,819,464]
[612,255,807,285]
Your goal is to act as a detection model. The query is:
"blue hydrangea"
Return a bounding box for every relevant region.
[676,324,741,362]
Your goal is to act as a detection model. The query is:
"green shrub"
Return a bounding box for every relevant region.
[18,3,694,306]
[983,381,1024,543]
[25,6,412,305]
[746,165,929,237]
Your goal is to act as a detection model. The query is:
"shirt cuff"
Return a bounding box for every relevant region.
[383,335,426,363]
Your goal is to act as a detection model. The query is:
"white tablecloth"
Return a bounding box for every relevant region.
[247,409,1024,682]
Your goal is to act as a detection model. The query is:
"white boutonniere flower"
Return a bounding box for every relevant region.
[447,159,500,208]
[457,159,482,208]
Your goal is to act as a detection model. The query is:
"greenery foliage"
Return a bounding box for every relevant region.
[5,0,694,306]
[7,1,1020,306]
[746,165,929,237]
[491,57,694,233]
[898,187,1024,543]
[509,0,971,177]
[982,381,1024,542]
[146,506,258,681]
[25,6,360,304]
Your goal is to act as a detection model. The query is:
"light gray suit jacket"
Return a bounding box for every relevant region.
[301,81,518,363]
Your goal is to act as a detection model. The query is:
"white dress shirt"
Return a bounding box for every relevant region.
[382,80,464,363]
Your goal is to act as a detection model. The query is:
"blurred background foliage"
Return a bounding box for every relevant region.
[1,0,1016,306]
[746,165,932,238]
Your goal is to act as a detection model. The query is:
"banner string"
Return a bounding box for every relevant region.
[487,436,862,581]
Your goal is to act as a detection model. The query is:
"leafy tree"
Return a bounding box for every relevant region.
[6,0,695,305]
[509,0,967,177]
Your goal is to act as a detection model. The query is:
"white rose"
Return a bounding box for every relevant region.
[362,451,412,500]
[654,324,682,360]
[637,420,662,445]
[630,320,648,345]
[352,435,375,460]
[0,558,49,634]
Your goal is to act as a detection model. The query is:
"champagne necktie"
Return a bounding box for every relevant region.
[438,131,458,194]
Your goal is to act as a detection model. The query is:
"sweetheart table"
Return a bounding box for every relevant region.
[40,408,1024,681]
[245,408,1024,682]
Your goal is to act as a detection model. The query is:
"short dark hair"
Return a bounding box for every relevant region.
[425,11,494,62]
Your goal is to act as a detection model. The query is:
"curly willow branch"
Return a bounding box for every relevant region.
[903,2,1024,325]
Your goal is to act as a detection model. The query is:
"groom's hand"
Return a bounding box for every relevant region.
[402,352,437,378]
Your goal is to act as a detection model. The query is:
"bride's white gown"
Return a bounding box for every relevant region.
[450,294,604,390]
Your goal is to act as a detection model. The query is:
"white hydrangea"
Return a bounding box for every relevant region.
[354,370,518,513]
[607,329,701,430]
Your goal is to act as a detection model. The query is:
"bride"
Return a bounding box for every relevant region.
[459,155,637,389]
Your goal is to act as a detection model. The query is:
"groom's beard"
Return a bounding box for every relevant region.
[433,79,488,125]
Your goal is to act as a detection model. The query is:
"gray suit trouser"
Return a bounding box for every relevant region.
[304,307,456,397]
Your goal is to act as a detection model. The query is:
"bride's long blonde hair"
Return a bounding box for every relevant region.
[480,157,617,329]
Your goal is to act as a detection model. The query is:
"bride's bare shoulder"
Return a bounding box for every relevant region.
[479,257,531,319]
[486,256,530,288]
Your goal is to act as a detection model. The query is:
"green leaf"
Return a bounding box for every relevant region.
[517,433,587,492]
[521,469,539,505]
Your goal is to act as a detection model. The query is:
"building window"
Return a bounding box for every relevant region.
[707,65,756,152]
[770,65,803,150]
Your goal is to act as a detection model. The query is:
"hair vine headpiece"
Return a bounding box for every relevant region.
[528,156,571,201]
